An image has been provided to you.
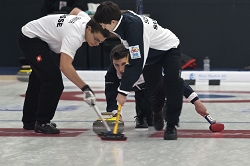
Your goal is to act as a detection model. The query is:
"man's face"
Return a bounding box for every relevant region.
[85,27,106,46]
[113,57,127,75]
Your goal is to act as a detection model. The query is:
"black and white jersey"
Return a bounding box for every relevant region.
[105,63,198,112]
[105,64,145,112]
[22,11,90,59]
[112,10,180,95]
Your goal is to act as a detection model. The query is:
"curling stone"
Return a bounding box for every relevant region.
[16,65,31,82]
[92,112,125,135]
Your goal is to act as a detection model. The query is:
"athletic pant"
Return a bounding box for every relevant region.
[134,89,153,120]
[17,32,64,124]
[143,47,183,126]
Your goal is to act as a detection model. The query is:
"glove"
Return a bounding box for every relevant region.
[81,85,96,106]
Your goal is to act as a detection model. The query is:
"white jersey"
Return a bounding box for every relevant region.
[21,12,91,59]
[113,10,180,93]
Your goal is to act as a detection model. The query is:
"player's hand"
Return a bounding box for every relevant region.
[193,100,209,117]
[116,93,127,106]
[82,85,96,106]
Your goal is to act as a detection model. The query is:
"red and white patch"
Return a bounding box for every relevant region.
[36,55,42,62]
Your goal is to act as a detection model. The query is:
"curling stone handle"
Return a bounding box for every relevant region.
[101,112,115,116]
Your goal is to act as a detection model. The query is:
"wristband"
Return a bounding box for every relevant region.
[118,91,127,96]
[81,85,90,91]
[81,85,94,94]
[191,97,199,104]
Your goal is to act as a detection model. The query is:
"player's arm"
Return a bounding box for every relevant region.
[60,36,95,106]
[69,7,90,19]
[193,100,208,117]
[60,36,87,89]
[60,53,87,89]
[183,81,199,104]
[105,65,120,113]
[119,19,146,95]
[60,52,95,106]
[183,81,208,116]
[69,7,83,15]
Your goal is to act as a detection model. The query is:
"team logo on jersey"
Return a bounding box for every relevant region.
[129,45,141,59]
[36,55,42,62]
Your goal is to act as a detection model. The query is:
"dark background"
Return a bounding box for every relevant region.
[1,0,250,71]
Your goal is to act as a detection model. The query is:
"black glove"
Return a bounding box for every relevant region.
[81,85,96,106]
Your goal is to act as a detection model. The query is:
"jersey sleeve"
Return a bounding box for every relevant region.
[119,19,149,94]
[61,35,82,59]
[77,11,90,18]
[105,64,121,112]
[183,81,199,103]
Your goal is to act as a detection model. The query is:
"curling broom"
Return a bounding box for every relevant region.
[100,104,127,141]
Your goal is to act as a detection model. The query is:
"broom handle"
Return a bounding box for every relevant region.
[93,105,112,132]
[113,104,122,134]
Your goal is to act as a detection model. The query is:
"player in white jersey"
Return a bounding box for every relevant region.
[17,8,110,134]
[94,1,183,140]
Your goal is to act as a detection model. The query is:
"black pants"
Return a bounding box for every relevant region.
[143,47,183,126]
[17,32,64,124]
[134,89,153,121]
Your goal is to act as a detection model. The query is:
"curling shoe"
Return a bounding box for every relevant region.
[135,116,148,131]
[153,111,164,131]
[34,121,60,134]
[164,125,177,140]
[23,121,57,130]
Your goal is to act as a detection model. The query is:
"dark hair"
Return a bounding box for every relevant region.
[94,1,121,24]
[110,44,129,60]
[86,18,110,38]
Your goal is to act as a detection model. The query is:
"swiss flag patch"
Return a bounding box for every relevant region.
[36,55,42,62]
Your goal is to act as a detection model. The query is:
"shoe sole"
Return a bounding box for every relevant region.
[164,134,177,140]
[34,129,60,134]
[24,122,57,130]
